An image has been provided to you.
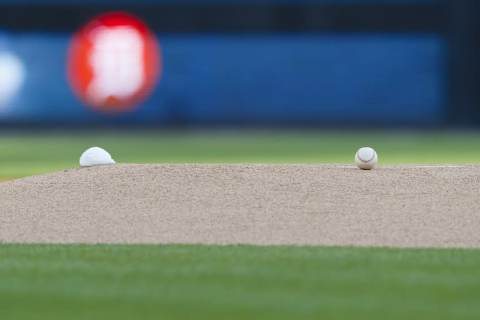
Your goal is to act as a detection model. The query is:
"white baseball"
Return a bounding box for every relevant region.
[355,147,378,170]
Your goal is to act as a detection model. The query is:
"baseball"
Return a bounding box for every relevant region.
[355,147,378,170]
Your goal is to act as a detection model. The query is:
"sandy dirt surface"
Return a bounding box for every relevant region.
[1,164,480,248]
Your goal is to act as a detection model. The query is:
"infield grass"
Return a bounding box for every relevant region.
[1,245,480,320]
[1,130,480,179]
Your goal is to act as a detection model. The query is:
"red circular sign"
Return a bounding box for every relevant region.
[68,12,161,112]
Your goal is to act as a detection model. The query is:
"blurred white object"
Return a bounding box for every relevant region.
[87,26,145,104]
[0,52,25,109]
[80,147,116,167]
[355,147,378,170]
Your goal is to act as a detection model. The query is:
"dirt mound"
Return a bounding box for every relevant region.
[1,164,480,247]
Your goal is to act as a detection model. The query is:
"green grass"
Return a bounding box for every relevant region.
[1,245,480,320]
[1,130,480,179]
[2,131,480,319]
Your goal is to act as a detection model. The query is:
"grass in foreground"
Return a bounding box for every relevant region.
[1,245,479,320]
[1,130,480,179]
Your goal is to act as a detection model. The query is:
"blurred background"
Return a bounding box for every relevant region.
[1,0,480,178]
[3,0,479,127]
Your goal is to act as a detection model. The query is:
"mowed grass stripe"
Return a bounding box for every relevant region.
[1,245,480,320]
[1,131,480,179]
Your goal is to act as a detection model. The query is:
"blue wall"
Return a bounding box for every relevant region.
[0,0,442,4]
[0,33,445,125]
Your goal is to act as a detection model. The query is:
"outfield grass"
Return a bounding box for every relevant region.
[2,131,480,319]
[1,245,480,320]
[1,130,480,179]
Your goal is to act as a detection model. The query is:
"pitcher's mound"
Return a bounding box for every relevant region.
[1,164,480,247]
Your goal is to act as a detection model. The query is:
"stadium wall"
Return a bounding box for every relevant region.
[0,0,475,126]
